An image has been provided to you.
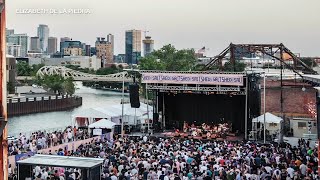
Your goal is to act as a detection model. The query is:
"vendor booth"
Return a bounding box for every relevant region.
[251,112,283,141]
[88,118,116,140]
[72,103,154,133]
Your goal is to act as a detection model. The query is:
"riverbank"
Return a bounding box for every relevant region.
[7,94,82,117]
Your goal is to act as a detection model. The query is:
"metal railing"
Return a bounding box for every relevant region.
[7,95,79,103]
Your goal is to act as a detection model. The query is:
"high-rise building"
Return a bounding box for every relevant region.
[63,47,83,56]
[60,37,71,43]
[30,37,41,51]
[6,34,28,57]
[125,30,142,64]
[6,28,14,36]
[95,37,113,67]
[60,40,82,56]
[142,36,154,57]
[6,43,21,57]
[48,37,57,54]
[37,24,49,53]
[107,34,114,55]
[85,45,91,56]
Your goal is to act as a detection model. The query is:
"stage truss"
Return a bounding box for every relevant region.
[146,84,246,95]
[141,71,248,95]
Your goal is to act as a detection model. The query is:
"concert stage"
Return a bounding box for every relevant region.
[162,131,244,141]
[141,71,261,139]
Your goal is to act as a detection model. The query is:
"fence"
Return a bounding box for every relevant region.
[7,95,82,117]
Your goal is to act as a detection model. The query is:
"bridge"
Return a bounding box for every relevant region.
[16,66,133,82]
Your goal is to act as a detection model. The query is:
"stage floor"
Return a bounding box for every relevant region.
[161,132,244,141]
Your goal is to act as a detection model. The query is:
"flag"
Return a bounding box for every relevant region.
[198,46,205,54]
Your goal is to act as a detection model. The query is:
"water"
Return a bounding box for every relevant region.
[8,82,127,137]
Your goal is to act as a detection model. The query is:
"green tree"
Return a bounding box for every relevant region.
[16,61,32,76]
[139,44,197,71]
[7,82,15,94]
[62,77,75,95]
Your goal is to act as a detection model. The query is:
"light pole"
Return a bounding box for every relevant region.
[263,72,266,143]
[146,83,150,135]
[121,71,125,138]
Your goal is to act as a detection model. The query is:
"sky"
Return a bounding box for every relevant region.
[6,0,320,57]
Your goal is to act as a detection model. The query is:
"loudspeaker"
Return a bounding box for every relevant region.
[317,94,320,138]
[129,84,140,108]
[153,113,159,121]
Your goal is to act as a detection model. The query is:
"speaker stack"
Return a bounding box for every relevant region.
[129,84,140,108]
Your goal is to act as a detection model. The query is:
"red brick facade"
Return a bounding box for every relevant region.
[261,80,316,119]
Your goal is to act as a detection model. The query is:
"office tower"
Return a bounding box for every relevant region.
[125,30,141,64]
[95,37,113,67]
[6,34,28,57]
[37,24,49,53]
[30,37,41,51]
[6,44,21,57]
[143,36,154,57]
[60,37,71,43]
[107,34,114,55]
[60,40,82,56]
[85,45,91,56]
[48,37,57,54]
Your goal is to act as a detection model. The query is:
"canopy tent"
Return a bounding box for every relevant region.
[72,108,111,127]
[251,112,283,141]
[88,119,116,129]
[252,112,283,124]
[72,108,111,119]
[72,103,153,127]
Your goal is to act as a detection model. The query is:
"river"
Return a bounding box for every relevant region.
[8,82,127,137]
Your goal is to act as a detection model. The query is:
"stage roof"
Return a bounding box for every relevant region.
[17,154,104,168]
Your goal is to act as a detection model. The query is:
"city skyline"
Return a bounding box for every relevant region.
[6,0,320,57]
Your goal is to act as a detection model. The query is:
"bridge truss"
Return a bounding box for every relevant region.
[37,66,133,82]
[203,43,317,76]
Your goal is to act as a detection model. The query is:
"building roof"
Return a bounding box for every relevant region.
[17,154,104,168]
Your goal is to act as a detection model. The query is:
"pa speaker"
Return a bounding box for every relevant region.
[129,84,140,108]
[153,113,159,121]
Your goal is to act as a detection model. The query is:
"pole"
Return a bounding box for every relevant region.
[121,72,125,138]
[263,73,266,143]
[245,73,248,140]
[146,83,150,134]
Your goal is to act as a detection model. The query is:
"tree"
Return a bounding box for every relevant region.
[139,44,197,71]
[139,55,165,70]
[62,77,75,95]
[16,61,32,76]
[7,82,15,94]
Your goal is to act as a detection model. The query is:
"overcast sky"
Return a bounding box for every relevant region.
[6,0,320,56]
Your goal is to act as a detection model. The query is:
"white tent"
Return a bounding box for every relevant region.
[88,119,116,129]
[252,112,283,124]
[73,108,111,119]
[252,112,283,140]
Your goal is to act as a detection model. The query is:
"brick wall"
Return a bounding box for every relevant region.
[261,80,316,118]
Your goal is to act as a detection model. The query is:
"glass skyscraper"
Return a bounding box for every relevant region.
[37,24,49,53]
[125,30,141,64]
[6,34,28,57]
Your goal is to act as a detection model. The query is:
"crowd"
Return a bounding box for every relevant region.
[23,135,319,180]
[8,126,90,156]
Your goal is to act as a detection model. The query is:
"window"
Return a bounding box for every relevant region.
[298,122,307,129]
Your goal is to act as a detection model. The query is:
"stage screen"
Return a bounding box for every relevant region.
[162,93,246,133]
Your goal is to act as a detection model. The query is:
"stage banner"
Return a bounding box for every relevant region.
[141,73,243,86]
